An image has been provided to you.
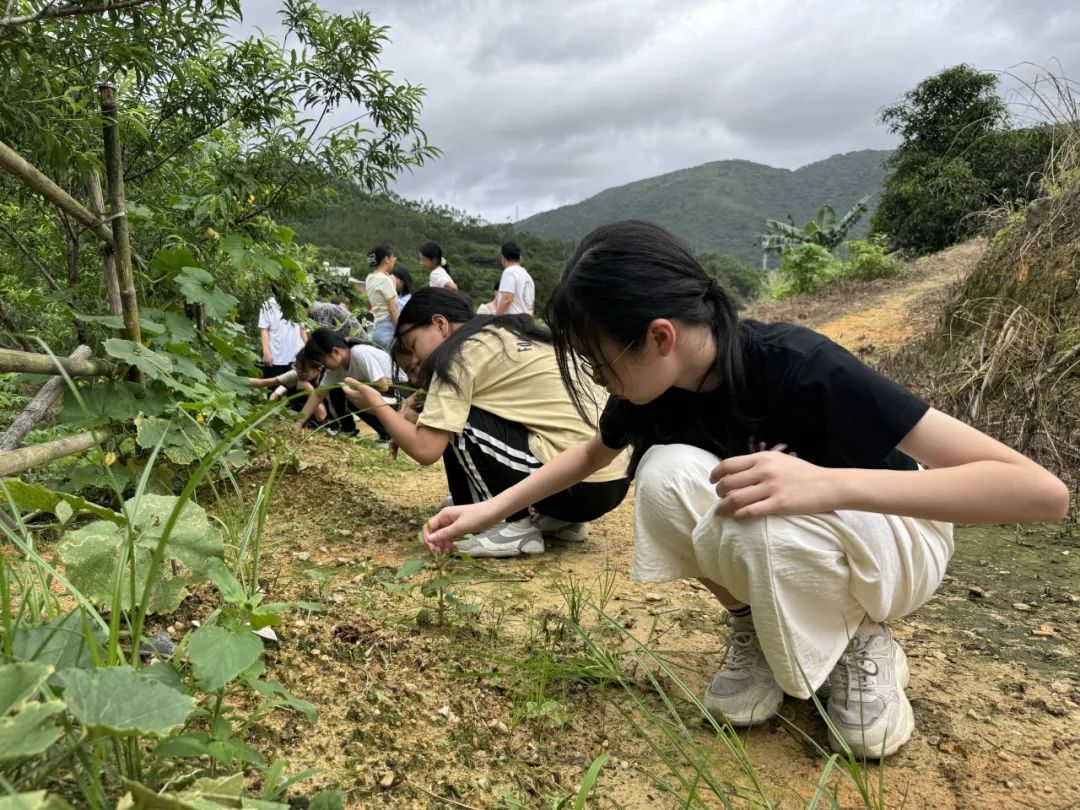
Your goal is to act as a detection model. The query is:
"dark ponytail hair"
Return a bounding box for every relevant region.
[298,326,377,366]
[392,267,414,296]
[546,219,746,451]
[396,288,550,393]
[367,244,394,268]
[419,241,452,279]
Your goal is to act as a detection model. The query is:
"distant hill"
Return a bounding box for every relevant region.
[515,150,892,264]
[287,187,573,310]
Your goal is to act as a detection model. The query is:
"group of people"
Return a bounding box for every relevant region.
[252,221,1069,761]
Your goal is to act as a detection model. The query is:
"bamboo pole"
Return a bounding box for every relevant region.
[0,346,92,452]
[0,348,115,377]
[86,169,122,318]
[0,430,108,478]
[98,85,140,345]
[0,139,115,245]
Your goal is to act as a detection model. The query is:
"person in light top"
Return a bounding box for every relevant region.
[424,219,1069,758]
[494,241,534,316]
[364,244,399,350]
[258,292,307,377]
[419,242,457,291]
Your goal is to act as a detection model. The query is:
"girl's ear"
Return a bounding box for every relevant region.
[647,319,678,358]
[433,314,450,336]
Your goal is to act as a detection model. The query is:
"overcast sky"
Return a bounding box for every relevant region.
[238,0,1079,223]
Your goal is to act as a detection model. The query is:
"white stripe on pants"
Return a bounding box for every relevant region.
[632,444,953,698]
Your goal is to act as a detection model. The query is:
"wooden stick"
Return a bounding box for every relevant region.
[99,85,141,345]
[0,139,115,245]
[0,430,108,478]
[0,345,92,452]
[86,169,122,318]
[0,347,115,377]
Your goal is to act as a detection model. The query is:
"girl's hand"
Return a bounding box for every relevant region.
[341,377,381,409]
[423,501,502,553]
[710,452,839,519]
[269,390,281,402]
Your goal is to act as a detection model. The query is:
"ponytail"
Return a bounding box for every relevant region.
[419,241,452,279]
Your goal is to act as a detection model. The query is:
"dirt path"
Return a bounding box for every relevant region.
[204,244,1079,809]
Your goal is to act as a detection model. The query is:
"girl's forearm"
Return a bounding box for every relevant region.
[833,461,1069,524]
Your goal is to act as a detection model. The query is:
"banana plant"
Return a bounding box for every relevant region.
[759,195,870,254]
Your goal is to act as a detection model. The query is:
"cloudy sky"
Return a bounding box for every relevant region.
[238,0,1079,223]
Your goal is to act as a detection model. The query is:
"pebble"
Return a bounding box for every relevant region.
[1049,680,1071,695]
[310,648,321,656]
[1032,625,1056,637]
[645,592,663,603]
[1011,602,1033,611]
[294,551,311,561]
[378,771,395,789]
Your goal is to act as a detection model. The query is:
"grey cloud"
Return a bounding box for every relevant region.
[236,0,1080,222]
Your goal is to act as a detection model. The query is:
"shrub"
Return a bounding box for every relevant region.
[841,236,900,280]
[772,243,841,298]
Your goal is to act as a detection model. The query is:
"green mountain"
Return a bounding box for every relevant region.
[287,187,573,310]
[515,150,892,264]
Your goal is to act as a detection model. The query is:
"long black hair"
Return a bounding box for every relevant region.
[298,326,376,366]
[392,267,414,296]
[396,288,550,393]
[546,219,746,445]
[419,241,452,279]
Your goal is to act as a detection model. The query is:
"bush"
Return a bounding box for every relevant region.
[841,236,900,279]
[771,243,841,298]
[698,252,764,301]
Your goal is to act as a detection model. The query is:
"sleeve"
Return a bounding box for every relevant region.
[257,303,272,329]
[277,369,299,388]
[416,341,482,434]
[788,340,930,468]
[598,398,632,450]
[497,268,515,295]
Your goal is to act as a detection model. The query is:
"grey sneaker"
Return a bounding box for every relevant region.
[455,518,545,558]
[703,615,783,727]
[826,623,914,759]
[532,514,588,543]
[439,496,454,509]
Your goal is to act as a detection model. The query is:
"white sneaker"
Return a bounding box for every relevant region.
[826,623,914,759]
[455,518,545,558]
[703,614,783,726]
[532,514,588,543]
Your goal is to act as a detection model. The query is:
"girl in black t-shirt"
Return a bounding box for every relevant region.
[424,219,1069,759]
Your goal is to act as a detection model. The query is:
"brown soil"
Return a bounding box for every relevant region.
[194,244,1078,809]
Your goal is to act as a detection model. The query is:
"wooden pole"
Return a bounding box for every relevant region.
[86,169,122,318]
[0,346,92,452]
[98,85,140,345]
[0,430,108,478]
[0,348,115,377]
[0,140,115,245]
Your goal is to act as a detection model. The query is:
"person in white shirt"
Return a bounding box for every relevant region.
[258,295,307,377]
[365,244,399,350]
[293,327,405,440]
[495,242,535,316]
[419,242,458,291]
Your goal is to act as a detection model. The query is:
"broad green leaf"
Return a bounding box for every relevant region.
[134,415,215,467]
[1,479,125,525]
[58,494,224,613]
[0,662,65,763]
[188,626,263,692]
[206,558,246,605]
[62,667,194,737]
[394,557,426,580]
[104,339,174,380]
[77,313,165,336]
[150,246,199,276]
[12,611,104,676]
[60,382,139,427]
[142,660,186,692]
[176,267,239,321]
[161,310,198,344]
[54,501,73,524]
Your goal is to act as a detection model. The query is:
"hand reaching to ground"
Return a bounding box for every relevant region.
[423,501,502,553]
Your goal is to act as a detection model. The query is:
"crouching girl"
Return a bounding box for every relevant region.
[342,288,631,558]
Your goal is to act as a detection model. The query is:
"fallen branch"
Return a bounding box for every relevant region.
[0,347,115,377]
[0,429,108,477]
[0,345,91,451]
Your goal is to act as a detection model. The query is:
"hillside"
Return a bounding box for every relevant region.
[516,149,892,263]
[287,187,573,309]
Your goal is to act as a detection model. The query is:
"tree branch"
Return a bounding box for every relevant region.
[0,0,153,28]
[0,220,63,292]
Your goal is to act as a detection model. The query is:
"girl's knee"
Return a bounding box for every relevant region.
[636,444,718,503]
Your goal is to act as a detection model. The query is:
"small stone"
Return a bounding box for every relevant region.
[997,750,1011,762]
[189,619,201,628]
[319,545,330,553]
[331,593,345,604]
[1032,625,1055,637]
[378,771,395,789]
[1053,738,1067,752]
[294,551,311,561]
[339,529,354,537]
[967,586,986,598]
[620,760,630,770]
[492,719,509,734]
[477,776,488,789]
[1011,602,1033,611]
[310,648,321,656]
[1049,680,1071,695]
[645,592,663,603]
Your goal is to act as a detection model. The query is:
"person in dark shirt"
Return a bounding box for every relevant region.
[423,220,1069,759]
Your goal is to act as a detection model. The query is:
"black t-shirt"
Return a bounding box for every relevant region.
[599,321,929,476]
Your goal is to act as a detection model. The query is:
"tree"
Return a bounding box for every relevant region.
[759,197,869,255]
[871,64,1052,253]
[698,252,764,302]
